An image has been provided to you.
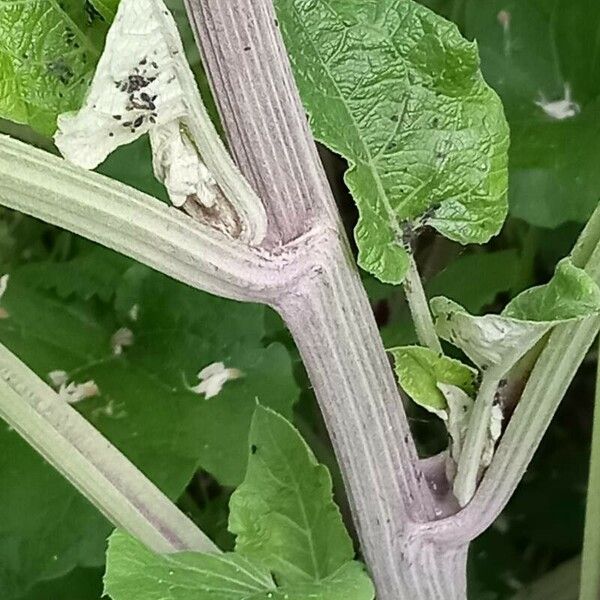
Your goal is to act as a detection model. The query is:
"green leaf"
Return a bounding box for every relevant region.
[462,0,600,228]
[17,568,103,600]
[104,531,278,600]
[503,258,600,321]
[0,250,299,599]
[0,0,108,135]
[229,407,356,585]
[432,258,600,373]
[390,345,477,412]
[90,0,119,21]
[275,0,509,283]
[16,245,132,302]
[103,410,374,600]
[427,250,520,313]
[104,531,374,600]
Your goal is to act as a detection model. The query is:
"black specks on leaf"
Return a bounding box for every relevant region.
[64,28,76,48]
[84,1,104,24]
[46,58,74,84]
[250,444,258,455]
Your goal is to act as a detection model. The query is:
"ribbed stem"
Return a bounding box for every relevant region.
[274,234,465,599]
[0,343,216,554]
[579,338,600,600]
[183,2,473,595]
[184,0,338,245]
[0,134,274,302]
[419,204,600,545]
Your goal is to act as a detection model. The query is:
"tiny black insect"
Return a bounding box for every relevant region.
[251,444,258,454]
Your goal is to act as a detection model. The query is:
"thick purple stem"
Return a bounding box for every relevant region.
[182,1,472,597]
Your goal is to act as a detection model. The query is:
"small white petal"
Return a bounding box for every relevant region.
[128,304,140,322]
[192,362,243,399]
[112,327,135,355]
[535,84,580,121]
[0,274,9,300]
[48,370,69,388]
[198,362,227,380]
[199,372,230,399]
[59,380,100,404]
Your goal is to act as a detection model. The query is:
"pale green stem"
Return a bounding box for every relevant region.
[0,134,272,303]
[453,366,503,507]
[579,338,600,600]
[0,340,218,555]
[418,203,600,544]
[404,253,443,354]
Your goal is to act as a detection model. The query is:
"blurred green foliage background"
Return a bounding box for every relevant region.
[0,1,598,598]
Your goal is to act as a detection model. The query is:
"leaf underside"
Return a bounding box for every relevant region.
[432,258,600,373]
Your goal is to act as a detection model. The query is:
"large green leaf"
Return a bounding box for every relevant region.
[15,245,132,302]
[461,0,600,228]
[229,407,357,585]
[104,409,374,600]
[0,0,109,134]
[104,531,374,600]
[0,250,299,599]
[276,0,509,283]
[105,532,278,600]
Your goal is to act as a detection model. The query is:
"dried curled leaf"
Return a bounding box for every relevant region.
[54,0,267,244]
[55,0,190,168]
[432,258,600,375]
